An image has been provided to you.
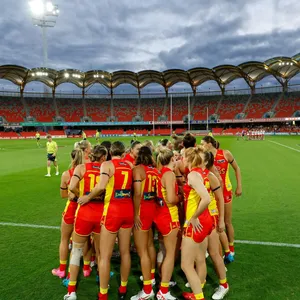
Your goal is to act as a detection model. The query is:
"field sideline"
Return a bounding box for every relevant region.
[0,135,300,300]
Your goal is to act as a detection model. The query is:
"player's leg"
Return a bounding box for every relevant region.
[65,233,88,299]
[52,220,73,278]
[53,160,59,175]
[181,237,206,300]
[208,230,229,299]
[148,228,157,283]
[118,227,132,298]
[157,228,179,299]
[82,238,92,277]
[224,201,235,254]
[98,226,117,300]
[132,228,154,299]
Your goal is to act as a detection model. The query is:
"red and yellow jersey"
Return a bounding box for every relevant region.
[139,165,159,202]
[103,158,133,214]
[79,162,101,196]
[202,168,218,216]
[183,168,210,226]
[214,149,232,192]
[156,167,179,222]
[124,153,135,165]
[67,168,75,186]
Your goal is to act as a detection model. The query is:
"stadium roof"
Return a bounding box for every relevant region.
[0,54,299,94]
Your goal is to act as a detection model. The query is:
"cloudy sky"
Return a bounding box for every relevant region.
[0,0,299,92]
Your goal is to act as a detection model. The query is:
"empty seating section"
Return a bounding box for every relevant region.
[165,97,188,121]
[56,98,83,122]
[101,129,124,135]
[193,96,219,120]
[222,128,246,135]
[126,129,148,135]
[84,130,96,137]
[20,132,47,137]
[212,128,223,134]
[113,98,138,121]
[86,99,110,122]
[0,131,19,138]
[275,95,300,117]
[26,98,56,122]
[150,128,171,135]
[48,130,65,135]
[140,98,165,121]
[245,94,276,118]
[218,96,249,119]
[0,97,26,122]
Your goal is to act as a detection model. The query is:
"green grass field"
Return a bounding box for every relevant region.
[1,135,300,300]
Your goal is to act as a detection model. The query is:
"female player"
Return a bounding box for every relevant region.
[130,146,159,300]
[202,150,229,300]
[79,141,134,300]
[124,140,141,165]
[155,148,182,300]
[181,147,213,300]
[201,136,242,255]
[64,145,108,300]
[52,141,91,279]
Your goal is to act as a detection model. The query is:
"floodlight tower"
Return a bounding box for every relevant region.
[29,0,59,70]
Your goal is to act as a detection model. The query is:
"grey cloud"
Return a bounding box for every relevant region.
[0,0,299,92]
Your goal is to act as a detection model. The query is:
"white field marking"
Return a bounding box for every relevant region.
[1,222,300,248]
[269,140,300,153]
[0,222,59,230]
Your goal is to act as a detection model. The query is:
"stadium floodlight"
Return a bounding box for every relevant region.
[29,0,59,69]
[64,73,70,78]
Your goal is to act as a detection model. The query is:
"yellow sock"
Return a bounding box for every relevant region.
[100,287,108,294]
[229,242,234,246]
[55,166,59,172]
[69,281,76,286]
[84,260,90,266]
[121,281,128,287]
[47,166,50,174]
[60,260,67,264]
[194,292,204,300]
[201,281,206,288]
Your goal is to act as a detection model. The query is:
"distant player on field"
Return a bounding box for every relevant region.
[36,131,41,147]
[95,129,100,144]
[45,135,59,177]
[82,130,87,140]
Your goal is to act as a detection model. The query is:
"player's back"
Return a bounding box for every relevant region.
[105,158,133,204]
[80,162,101,196]
[140,165,159,202]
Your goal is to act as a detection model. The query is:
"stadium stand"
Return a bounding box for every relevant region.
[20,131,47,137]
[165,97,189,121]
[101,129,124,135]
[192,96,220,120]
[217,95,249,119]
[0,131,19,138]
[26,98,56,122]
[126,129,148,135]
[275,93,300,117]
[244,94,277,118]
[0,97,26,122]
[113,98,138,121]
[56,98,84,121]
[140,98,165,121]
[85,98,111,122]
[48,130,65,135]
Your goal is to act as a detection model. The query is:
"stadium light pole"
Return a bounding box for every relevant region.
[29,1,59,81]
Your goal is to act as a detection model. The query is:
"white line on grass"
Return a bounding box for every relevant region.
[0,222,59,230]
[269,140,300,153]
[1,221,300,248]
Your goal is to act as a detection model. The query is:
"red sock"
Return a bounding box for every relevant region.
[119,286,127,294]
[83,261,90,271]
[98,292,108,300]
[220,279,229,289]
[67,281,77,294]
[229,243,235,253]
[91,255,96,262]
[224,249,231,257]
[59,260,67,272]
[151,269,155,280]
[143,280,152,294]
[160,282,169,294]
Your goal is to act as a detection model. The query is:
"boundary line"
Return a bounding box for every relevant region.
[269,140,300,153]
[1,222,300,248]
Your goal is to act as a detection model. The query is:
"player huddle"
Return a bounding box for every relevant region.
[52,133,242,300]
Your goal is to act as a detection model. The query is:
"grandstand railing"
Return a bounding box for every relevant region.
[1,84,299,98]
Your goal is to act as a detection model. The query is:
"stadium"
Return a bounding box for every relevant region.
[1,1,300,300]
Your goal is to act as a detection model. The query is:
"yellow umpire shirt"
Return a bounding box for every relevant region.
[47,141,57,154]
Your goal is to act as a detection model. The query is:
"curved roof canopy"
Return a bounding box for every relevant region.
[0,54,299,93]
